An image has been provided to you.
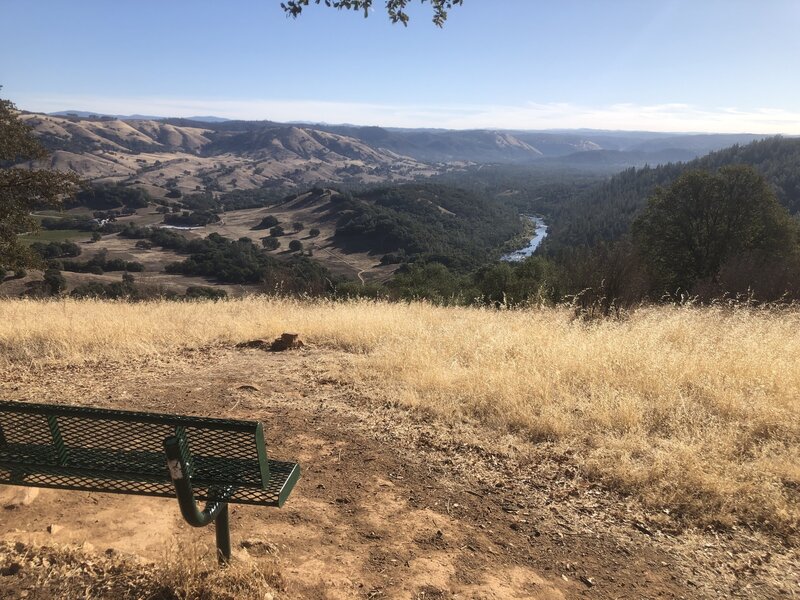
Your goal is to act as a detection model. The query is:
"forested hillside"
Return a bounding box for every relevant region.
[333,184,521,270]
[543,137,800,252]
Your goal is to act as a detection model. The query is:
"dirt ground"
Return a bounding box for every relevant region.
[0,347,797,599]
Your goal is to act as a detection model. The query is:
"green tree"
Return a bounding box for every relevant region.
[288,239,304,252]
[261,236,281,250]
[387,262,474,302]
[281,0,463,26]
[254,215,279,230]
[0,94,80,270]
[632,166,798,296]
[185,285,227,300]
[43,268,67,295]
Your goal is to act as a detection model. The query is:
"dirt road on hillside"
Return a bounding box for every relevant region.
[0,348,796,599]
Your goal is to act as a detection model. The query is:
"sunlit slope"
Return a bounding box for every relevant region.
[17,113,433,190]
[1,298,797,538]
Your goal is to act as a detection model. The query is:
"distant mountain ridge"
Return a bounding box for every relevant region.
[17,109,784,193]
[49,111,231,123]
[41,109,774,161]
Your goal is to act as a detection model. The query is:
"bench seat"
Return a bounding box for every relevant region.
[0,443,300,506]
[0,400,301,507]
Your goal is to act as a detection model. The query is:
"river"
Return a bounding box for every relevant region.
[501,216,548,262]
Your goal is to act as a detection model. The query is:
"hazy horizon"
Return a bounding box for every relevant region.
[14,99,799,136]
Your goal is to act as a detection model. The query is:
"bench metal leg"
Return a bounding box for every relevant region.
[164,436,233,565]
[46,415,69,465]
[215,504,231,563]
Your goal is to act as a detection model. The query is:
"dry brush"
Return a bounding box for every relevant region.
[0,297,797,539]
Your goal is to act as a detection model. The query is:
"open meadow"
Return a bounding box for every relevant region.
[1,297,798,598]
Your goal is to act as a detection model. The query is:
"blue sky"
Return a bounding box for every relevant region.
[2,0,799,133]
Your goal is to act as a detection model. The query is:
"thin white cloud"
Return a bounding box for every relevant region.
[17,94,800,134]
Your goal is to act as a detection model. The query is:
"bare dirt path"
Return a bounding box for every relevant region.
[1,348,796,598]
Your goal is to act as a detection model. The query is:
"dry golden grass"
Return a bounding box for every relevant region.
[1,297,798,539]
[0,540,282,599]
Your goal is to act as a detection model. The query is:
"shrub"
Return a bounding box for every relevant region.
[61,242,81,257]
[309,228,321,238]
[104,258,127,271]
[43,269,66,295]
[380,252,406,265]
[185,286,228,300]
[288,240,303,253]
[253,215,279,230]
[125,262,145,272]
[31,241,82,260]
[70,282,107,298]
[269,226,284,237]
[293,221,304,232]
[135,240,153,250]
[41,217,97,232]
[261,237,280,251]
[164,210,219,227]
[166,189,182,199]
[71,183,151,210]
[91,232,102,242]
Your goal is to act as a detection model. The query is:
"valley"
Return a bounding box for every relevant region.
[10,111,798,305]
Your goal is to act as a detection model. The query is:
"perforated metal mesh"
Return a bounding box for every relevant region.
[0,401,300,507]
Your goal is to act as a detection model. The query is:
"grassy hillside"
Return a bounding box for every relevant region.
[2,298,797,541]
[18,113,434,192]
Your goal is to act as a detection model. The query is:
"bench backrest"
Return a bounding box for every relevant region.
[0,400,270,500]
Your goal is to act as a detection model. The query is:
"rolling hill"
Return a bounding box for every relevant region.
[17,111,780,198]
[18,113,435,193]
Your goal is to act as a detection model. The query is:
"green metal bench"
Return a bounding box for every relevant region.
[0,400,301,563]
